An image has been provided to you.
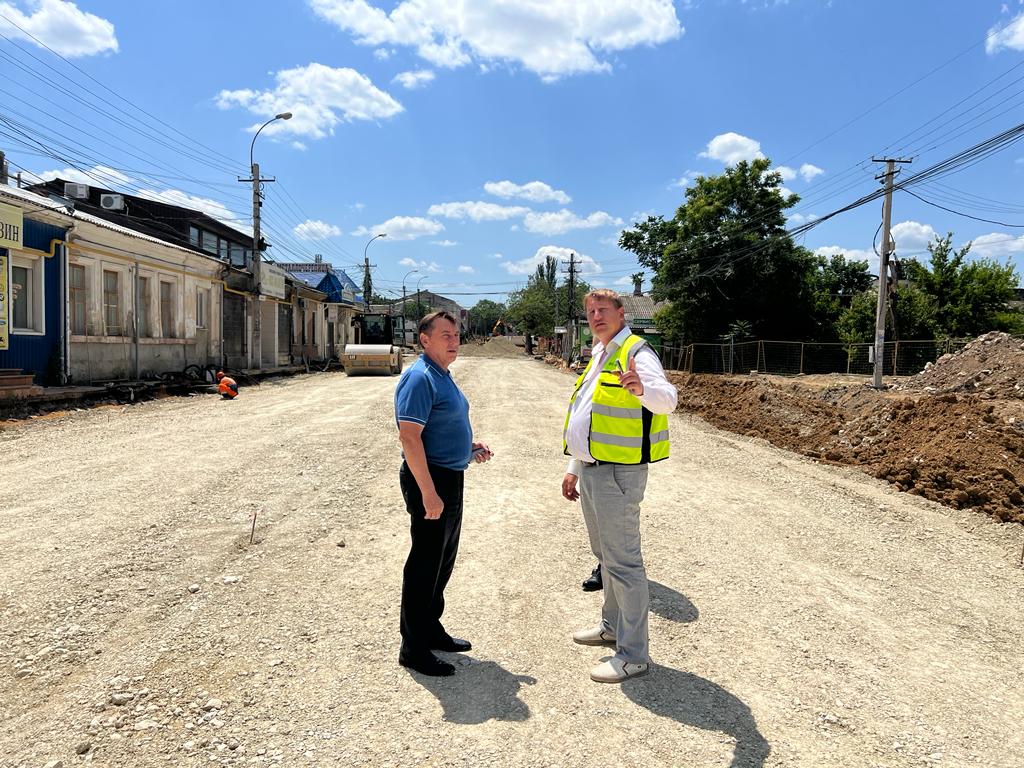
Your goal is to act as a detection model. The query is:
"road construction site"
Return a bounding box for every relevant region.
[1,352,1023,768]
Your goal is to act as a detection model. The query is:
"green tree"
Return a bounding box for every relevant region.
[467,299,506,336]
[807,253,874,340]
[904,233,1021,337]
[505,254,589,336]
[621,158,816,343]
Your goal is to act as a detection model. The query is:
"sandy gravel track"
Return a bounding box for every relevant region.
[1,357,1022,768]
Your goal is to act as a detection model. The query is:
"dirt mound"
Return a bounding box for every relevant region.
[898,331,1024,398]
[458,336,526,358]
[669,373,1024,523]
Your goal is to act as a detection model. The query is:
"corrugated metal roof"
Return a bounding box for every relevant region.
[619,293,657,321]
[0,184,236,270]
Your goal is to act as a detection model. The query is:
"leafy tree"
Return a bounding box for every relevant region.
[505,254,589,336]
[621,158,816,343]
[807,253,874,340]
[904,233,1021,338]
[467,299,506,336]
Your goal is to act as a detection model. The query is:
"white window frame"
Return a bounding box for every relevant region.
[10,252,45,336]
[69,262,87,336]
[102,267,123,337]
[159,277,178,339]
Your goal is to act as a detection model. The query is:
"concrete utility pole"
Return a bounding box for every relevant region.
[562,252,578,360]
[871,157,911,388]
[242,111,291,369]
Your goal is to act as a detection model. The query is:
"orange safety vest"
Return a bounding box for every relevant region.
[218,376,239,398]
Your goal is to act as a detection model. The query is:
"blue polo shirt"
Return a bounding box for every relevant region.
[395,354,473,470]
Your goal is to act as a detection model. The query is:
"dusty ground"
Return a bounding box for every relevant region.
[2,357,1023,768]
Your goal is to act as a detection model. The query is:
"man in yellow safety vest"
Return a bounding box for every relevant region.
[561,288,678,683]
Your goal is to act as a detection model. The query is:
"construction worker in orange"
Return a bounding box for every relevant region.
[216,371,239,400]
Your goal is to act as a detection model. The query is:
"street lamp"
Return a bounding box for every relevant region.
[402,268,419,313]
[362,233,387,310]
[246,110,291,369]
[416,275,428,321]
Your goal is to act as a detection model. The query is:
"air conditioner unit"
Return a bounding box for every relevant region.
[64,182,89,199]
[100,193,125,211]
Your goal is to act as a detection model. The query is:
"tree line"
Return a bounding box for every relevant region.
[469,158,1022,345]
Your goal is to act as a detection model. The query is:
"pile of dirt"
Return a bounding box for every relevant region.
[458,336,526,358]
[897,331,1024,398]
[668,371,1024,523]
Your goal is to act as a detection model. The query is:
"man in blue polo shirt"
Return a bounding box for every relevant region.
[395,310,493,676]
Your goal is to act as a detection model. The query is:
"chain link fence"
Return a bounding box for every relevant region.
[660,338,971,377]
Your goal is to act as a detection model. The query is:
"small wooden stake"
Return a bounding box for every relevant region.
[249,508,258,545]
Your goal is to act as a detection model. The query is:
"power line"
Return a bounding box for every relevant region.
[901,187,1024,228]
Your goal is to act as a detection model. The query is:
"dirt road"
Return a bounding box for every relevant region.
[1,357,1022,768]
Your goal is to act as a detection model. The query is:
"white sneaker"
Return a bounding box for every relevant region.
[590,658,649,683]
[572,626,616,646]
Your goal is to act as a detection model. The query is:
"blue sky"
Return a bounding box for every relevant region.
[4,0,1024,307]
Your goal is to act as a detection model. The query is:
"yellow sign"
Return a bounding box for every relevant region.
[0,202,22,250]
[0,254,8,351]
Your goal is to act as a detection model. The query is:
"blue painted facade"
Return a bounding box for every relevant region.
[1,218,67,383]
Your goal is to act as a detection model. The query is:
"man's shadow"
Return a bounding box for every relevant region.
[621,664,770,768]
[406,659,536,724]
[649,580,699,624]
[627,583,767,767]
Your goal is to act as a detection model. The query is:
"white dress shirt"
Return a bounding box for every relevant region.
[565,325,678,475]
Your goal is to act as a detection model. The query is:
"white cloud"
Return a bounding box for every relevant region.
[891,220,937,251]
[457,265,475,273]
[216,63,403,140]
[393,69,435,89]
[291,141,308,151]
[137,188,246,232]
[987,11,1024,54]
[700,132,764,165]
[775,165,797,182]
[427,201,530,221]
[501,245,603,276]
[294,219,342,240]
[308,0,684,81]
[398,257,442,272]
[968,232,1024,259]
[490,252,504,259]
[373,47,391,60]
[799,163,825,181]
[778,186,794,198]
[815,245,878,272]
[787,212,818,225]
[522,209,623,236]
[484,180,570,204]
[0,0,118,57]
[431,239,458,246]
[352,215,443,240]
[670,170,702,189]
[37,164,132,188]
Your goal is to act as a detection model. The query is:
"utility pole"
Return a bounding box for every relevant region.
[870,157,911,388]
[562,252,578,360]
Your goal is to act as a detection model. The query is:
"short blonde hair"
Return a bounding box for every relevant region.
[583,288,623,309]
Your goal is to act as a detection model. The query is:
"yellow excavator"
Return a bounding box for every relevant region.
[342,313,404,375]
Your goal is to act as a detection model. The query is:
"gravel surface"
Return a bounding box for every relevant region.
[1,358,1023,767]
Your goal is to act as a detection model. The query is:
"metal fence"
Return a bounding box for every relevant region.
[659,338,972,377]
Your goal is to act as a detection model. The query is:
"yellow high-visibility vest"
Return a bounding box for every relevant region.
[563,334,670,464]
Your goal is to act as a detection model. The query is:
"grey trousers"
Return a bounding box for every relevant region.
[579,463,650,664]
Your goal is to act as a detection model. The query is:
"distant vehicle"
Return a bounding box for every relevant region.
[343,314,404,375]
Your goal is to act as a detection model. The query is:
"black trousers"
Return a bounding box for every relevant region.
[399,461,464,652]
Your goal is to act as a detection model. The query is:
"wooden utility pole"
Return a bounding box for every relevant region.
[562,252,579,360]
[871,157,911,388]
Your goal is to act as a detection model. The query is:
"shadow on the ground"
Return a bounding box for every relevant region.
[622,664,770,768]
[407,658,536,724]
[649,580,699,623]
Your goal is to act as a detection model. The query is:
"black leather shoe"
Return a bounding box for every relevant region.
[399,648,455,676]
[432,636,472,653]
[582,564,603,592]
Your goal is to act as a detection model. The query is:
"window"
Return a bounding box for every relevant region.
[160,280,175,338]
[70,264,86,335]
[196,287,209,329]
[11,264,33,330]
[189,225,200,248]
[218,237,229,261]
[137,277,150,337]
[200,230,217,255]
[103,270,121,336]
